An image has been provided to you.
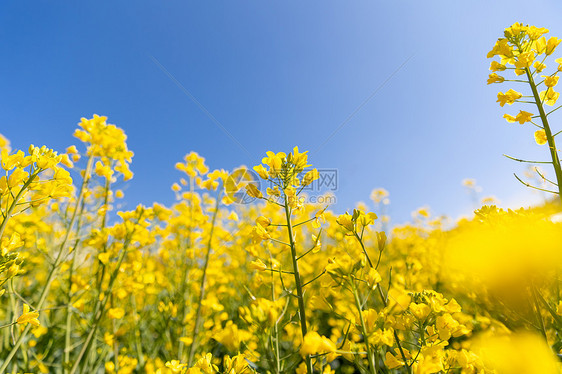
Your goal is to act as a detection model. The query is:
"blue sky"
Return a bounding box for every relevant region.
[2,1,562,224]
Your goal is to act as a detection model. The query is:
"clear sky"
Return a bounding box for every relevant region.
[2,1,562,224]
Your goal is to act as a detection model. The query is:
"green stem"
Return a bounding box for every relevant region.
[131,294,145,368]
[177,176,194,360]
[352,234,411,374]
[354,232,373,268]
[64,198,87,374]
[525,67,562,200]
[269,252,281,374]
[187,191,221,365]
[351,281,377,374]
[284,195,313,374]
[377,286,411,374]
[531,285,548,342]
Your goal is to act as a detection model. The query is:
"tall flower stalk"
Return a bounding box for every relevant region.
[246,147,321,373]
[488,23,562,201]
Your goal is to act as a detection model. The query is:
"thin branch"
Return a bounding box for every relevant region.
[534,168,558,186]
[514,173,558,194]
[302,270,326,288]
[503,154,552,164]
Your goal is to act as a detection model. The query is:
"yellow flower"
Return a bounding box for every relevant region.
[103,332,114,346]
[496,89,522,107]
[543,75,559,88]
[107,307,125,319]
[476,332,559,374]
[505,110,533,124]
[255,216,271,228]
[534,61,546,73]
[250,224,270,244]
[370,188,389,203]
[165,360,187,373]
[223,354,250,373]
[409,302,431,321]
[357,211,377,227]
[504,22,527,37]
[105,361,115,373]
[300,331,336,357]
[489,61,506,71]
[1,232,24,256]
[249,259,267,271]
[336,213,354,232]
[546,36,561,55]
[17,304,40,327]
[261,151,285,177]
[301,168,319,186]
[534,130,548,145]
[65,145,78,154]
[515,110,533,124]
[0,133,11,153]
[252,164,269,180]
[527,25,549,40]
[514,51,535,69]
[192,353,218,373]
[370,328,394,346]
[288,146,310,171]
[487,73,505,84]
[245,183,262,198]
[540,89,560,106]
[365,267,382,288]
[98,252,111,265]
[487,38,513,58]
[385,351,405,369]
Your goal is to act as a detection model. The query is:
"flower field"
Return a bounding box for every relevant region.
[2,23,562,374]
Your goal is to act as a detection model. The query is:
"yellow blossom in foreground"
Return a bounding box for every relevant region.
[476,332,560,373]
[445,207,562,301]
